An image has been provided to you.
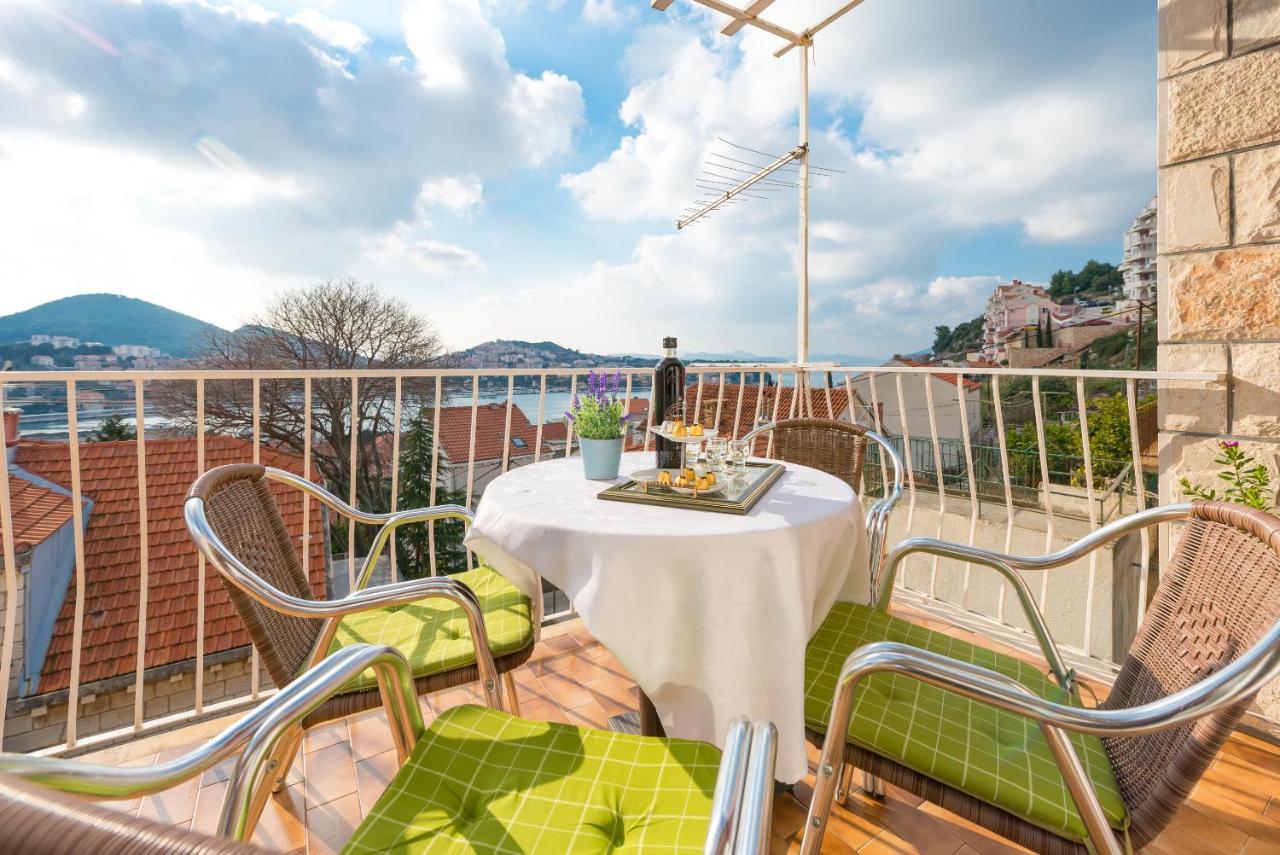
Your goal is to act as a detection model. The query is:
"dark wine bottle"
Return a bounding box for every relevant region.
[653,336,685,469]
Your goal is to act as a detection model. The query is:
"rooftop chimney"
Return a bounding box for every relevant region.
[4,407,20,468]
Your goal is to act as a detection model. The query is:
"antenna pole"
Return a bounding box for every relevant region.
[797,42,810,413]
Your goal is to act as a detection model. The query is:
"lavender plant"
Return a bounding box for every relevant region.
[1180,440,1278,511]
[566,370,625,440]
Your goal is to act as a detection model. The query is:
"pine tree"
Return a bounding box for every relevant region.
[90,414,137,442]
[395,407,468,578]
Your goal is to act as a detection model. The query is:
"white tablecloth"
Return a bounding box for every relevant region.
[462,451,869,783]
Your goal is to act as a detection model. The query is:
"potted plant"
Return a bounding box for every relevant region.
[568,370,625,480]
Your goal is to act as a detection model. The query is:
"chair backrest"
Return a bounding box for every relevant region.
[187,464,322,688]
[763,418,869,490]
[1101,501,1280,848]
[0,773,264,854]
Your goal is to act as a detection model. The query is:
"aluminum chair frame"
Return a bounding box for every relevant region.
[0,643,779,854]
[740,421,904,593]
[801,501,1280,855]
[184,465,519,822]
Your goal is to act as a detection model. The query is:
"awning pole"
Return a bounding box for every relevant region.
[797,42,810,414]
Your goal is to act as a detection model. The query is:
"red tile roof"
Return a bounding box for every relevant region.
[893,358,982,390]
[2,474,78,553]
[14,436,326,695]
[434,404,550,463]
[681,384,862,452]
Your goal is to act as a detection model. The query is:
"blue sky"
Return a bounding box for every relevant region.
[0,0,1156,359]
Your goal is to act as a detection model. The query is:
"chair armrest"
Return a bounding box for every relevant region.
[351,504,475,592]
[260,467,475,592]
[0,645,424,829]
[732,721,779,855]
[873,503,1196,688]
[705,717,751,855]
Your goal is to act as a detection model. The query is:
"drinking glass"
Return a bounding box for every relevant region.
[683,440,703,468]
[706,438,728,473]
[729,439,750,473]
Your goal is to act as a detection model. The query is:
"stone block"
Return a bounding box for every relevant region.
[1165,246,1280,340]
[1235,0,1280,53]
[1160,432,1280,503]
[1159,0,1227,76]
[1158,342,1230,433]
[1234,145,1280,244]
[1166,46,1280,163]
[1159,157,1231,250]
[1231,342,1280,438]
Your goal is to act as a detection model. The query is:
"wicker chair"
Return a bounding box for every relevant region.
[0,644,780,855]
[800,501,1280,855]
[183,463,536,808]
[743,419,904,589]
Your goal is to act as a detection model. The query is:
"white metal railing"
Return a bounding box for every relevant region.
[0,362,1222,755]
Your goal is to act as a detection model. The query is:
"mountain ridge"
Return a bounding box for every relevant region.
[0,294,225,357]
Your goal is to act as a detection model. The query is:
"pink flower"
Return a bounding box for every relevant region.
[1220,440,1240,449]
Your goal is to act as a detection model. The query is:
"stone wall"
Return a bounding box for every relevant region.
[1,649,272,754]
[1158,0,1280,726]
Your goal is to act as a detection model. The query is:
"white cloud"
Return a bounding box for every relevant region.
[288,9,369,52]
[558,1,1156,355]
[364,224,485,277]
[506,71,585,166]
[416,175,484,218]
[581,0,627,27]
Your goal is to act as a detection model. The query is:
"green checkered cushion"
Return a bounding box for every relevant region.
[328,565,533,692]
[342,704,722,854]
[804,603,1129,844]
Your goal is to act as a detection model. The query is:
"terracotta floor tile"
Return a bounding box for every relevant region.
[521,696,570,724]
[303,720,348,755]
[347,708,395,761]
[530,650,578,676]
[562,698,613,730]
[354,748,400,816]
[558,651,612,683]
[582,673,638,717]
[190,779,228,837]
[253,782,307,854]
[915,801,1032,855]
[430,685,474,710]
[1148,803,1250,855]
[302,741,358,809]
[138,774,199,827]
[538,670,596,709]
[1244,837,1280,855]
[304,791,363,855]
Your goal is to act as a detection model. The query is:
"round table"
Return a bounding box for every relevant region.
[463,451,869,784]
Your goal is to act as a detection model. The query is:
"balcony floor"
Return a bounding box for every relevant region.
[96,612,1280,854]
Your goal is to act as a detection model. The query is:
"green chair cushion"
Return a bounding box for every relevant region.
[804,602,1129,844]
[342,704,722,854]
[329,565,533,692]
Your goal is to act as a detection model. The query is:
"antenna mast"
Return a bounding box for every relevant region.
[651,0,868,411]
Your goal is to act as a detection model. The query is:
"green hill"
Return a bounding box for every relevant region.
[0,294,224,357]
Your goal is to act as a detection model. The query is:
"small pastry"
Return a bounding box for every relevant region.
[704,472,717,486]
[681,467,695,481]
[689,424,704,436]
[696,477,710,491]
[657,470,673,485]
[673,424,688,437]
[671,419,684,429]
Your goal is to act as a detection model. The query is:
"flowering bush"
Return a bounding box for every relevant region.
[1180,440,1277,510]
[566,370,624,440]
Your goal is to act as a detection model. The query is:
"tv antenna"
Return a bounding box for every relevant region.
[651,0,869,412]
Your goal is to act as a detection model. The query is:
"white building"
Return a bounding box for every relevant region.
[28,335,80,349]
[1118,197,1157,303]
[112,344,162,359]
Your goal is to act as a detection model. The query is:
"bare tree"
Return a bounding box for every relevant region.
[161,279,446,553]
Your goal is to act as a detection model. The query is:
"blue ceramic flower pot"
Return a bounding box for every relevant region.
[579,437,623,480]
